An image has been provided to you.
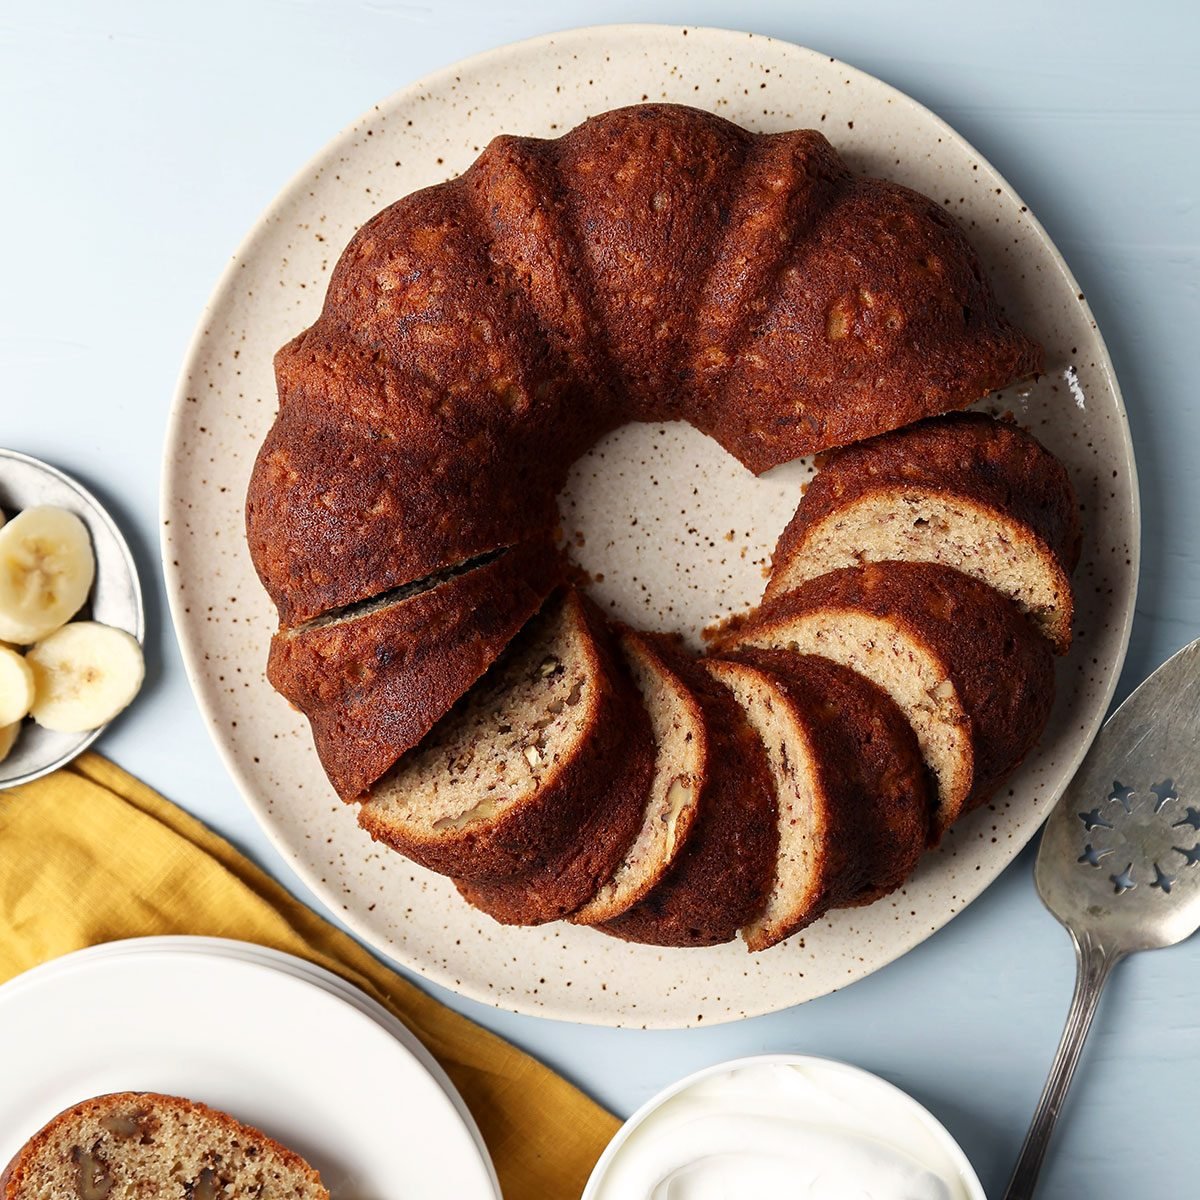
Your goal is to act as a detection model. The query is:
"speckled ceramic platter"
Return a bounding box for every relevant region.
[163,25,1138,1027]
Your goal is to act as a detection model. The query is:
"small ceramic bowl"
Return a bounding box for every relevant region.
[0,449,144,789]
[583,1053,986,1200]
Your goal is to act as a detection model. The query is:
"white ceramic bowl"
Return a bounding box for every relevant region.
[583,1054,986,1200]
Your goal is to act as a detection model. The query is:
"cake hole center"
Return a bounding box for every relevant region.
[558,421,810,649]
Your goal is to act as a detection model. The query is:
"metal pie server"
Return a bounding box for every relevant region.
[1003,636,1200,1199]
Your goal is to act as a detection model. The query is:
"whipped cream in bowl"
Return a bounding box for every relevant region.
[583,1055,985,1200]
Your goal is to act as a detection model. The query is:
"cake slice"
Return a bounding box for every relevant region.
[267,537,561,801]
[357,588,653,894]
[598,645,777,948]
[766,412,1080,652]
[569,630,707,925]
[709,651,932,951]
[452,760,650,925]
[723,562,1055,837]
[0,1093,327,1199]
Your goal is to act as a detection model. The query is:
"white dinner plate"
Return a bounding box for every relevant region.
[163,25,1138,1026]
[0,942,499,1200]
[87,935,497,1179]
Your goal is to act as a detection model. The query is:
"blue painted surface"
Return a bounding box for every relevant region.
[2,2,1197,1195]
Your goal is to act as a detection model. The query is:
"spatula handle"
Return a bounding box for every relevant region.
[1002,932,1125,1200]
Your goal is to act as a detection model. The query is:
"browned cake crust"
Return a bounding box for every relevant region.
[772,413,1081,578]
[1,1092,327,1199]
[728,648,933,904]
[452,736,651,925]
[245,383,569,630]
[549,104,751,418]
[600,645,777,948]
[696,178,1042,473]
[731,562,1055,825]
[462,134,623,420]
[267,538,562,801]
[766,414,1080,649]
[247,103,1042,626]
[358,589,653,883]
[448,604,655,924]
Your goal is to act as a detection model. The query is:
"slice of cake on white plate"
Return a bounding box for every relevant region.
[0,1092,328,1199]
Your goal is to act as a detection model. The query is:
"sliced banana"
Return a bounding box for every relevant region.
[28,622,144,733]
[0,507,95,644]
[0,646,35,725]
[0,721,18,763]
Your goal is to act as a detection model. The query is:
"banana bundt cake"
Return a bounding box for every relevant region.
[247,102,1076,952]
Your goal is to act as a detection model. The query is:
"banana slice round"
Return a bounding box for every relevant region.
[0,507,96,644]
[0,721,18,764]
[28,622,144,733]
[0,646,35,726]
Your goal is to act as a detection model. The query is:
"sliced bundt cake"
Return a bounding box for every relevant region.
[570,630,707,925]
[709,651,931,951]
[248,103,1043,627]
[766,413,1080,651]
[242,102,1061,948]
[267,537,561,801]
[0,1093,327,1199]
[723,562,1055,837]
[599,645,777,948]
[357,588,652,892]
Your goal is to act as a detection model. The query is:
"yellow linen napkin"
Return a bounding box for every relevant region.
[0,752,618,1199]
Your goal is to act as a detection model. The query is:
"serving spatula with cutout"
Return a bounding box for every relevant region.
[1003,636,1200,1199]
